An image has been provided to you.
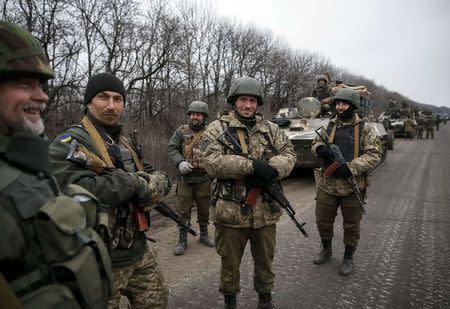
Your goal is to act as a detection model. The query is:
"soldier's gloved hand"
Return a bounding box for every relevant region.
[252,160,278,185]
[129,173,153,212]
[245,174,267,188]
[316,145,332,159]
[178,161,193,175]
[334,163,353,179]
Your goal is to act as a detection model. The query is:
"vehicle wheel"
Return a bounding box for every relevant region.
[387,132,394,150]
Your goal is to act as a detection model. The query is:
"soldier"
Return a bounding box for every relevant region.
[0,21,112,308]
[416,114,424,139]
[403,116,415,140]
[435,114,440,131]
[49,73,170,308]
[202,77,296,309]
[311,88,382,276]
[167,101,215,256]
[312,75,333,116]
[424,111,435,139]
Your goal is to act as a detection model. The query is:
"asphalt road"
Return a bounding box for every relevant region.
[151,124,450,309]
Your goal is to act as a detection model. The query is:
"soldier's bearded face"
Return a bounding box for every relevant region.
[318,80,326,87]
[335,101,351,113]
[235,96,258,118]
[0,78,48,135]
[87,91,124,126]
[189,112,204,125]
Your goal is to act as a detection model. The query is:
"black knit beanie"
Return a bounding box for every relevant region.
[84,73,126,105]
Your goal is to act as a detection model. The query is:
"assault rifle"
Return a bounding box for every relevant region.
[314,127,366,214]
[216,129,309,237]
[66,139,197,235]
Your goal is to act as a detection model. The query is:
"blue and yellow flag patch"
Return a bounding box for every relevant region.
[60,133,72,143]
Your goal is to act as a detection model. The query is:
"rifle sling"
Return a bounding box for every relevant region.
[236,128,249,155]
[183,131,203,159]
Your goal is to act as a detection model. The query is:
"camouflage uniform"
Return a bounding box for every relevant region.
[167,124,211,224]
[404,118,415,140]
[203,110,296,296]
[312,116,381,246]
[416,116,424,139]
[50,105,169,307]
[167,101,214,255]
[312,88,382,276]
[424,114,435,139]
[1,21,111,308]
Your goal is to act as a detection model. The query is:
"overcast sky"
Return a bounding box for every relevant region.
[200,0,450,108]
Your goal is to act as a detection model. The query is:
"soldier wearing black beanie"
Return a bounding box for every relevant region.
[84,72,126,105]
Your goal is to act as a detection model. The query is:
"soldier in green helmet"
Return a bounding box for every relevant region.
[312,75,333,116]
[311,88,382,276]
[202,76,296,309]
[0,21,112,308]
[49,72,171,308]
[167,100,215,256]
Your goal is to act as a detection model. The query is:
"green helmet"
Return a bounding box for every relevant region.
[317,75,329,83]
[227,76,264,106]
[187,100,209,117]
[0,21,53,81]
[332,88,360,109]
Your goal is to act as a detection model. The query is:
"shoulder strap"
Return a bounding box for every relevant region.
[354,122,360,159]
[236,128,249,155]
[328,123,337,143]
[81,116,114,168]
[120,136,144,172]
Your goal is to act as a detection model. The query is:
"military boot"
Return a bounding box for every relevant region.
[199,224,215,247]
[313,238,332,265]
[339,245,356,276]
[174,227,188,256]
[258,293,275,309]
[224,294,236,309]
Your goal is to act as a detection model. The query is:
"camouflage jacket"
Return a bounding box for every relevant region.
[311,115,382,196]
[312,85,333,102]
[167,124,210,184]
[50,118,158,266]
[202,111,296,228]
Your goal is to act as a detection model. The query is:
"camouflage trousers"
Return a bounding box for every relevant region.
[425,128,434,139]
[215,224,276,295]
[176,180,211,225]
[108,247,168,309]
[315,187,364,248]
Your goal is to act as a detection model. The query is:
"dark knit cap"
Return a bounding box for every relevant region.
[84,73,126,105]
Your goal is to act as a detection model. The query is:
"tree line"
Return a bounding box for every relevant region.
[1,0,416,174]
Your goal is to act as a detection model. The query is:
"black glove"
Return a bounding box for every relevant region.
[245,174,267,188]
[334,163,352,179]
[252,160,278,185]
[316,145,332,159]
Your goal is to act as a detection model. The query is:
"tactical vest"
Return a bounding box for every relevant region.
[326,120,364,162]
[0,135,111,309]
[78,116,145,251]
[180,124,205,171]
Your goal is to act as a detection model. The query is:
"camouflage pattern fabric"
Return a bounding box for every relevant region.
[108,247,168,309]
[311,84,333,102]
[167,124,210,184]
[311,116,382,196]
[215,224,276,295]
[202,111,296,229]
[0,21,53,79]
[315,187,364,247]
[176,180,211,225]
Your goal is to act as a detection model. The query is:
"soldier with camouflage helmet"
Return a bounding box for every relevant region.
[202,76,296,309]
[49,73,171,308]
[312,74,333,115]
[0,21,112,308]
[167,100,215,256]
[311,88,382,276]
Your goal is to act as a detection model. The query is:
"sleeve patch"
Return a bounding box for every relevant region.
[60,133,72,143]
